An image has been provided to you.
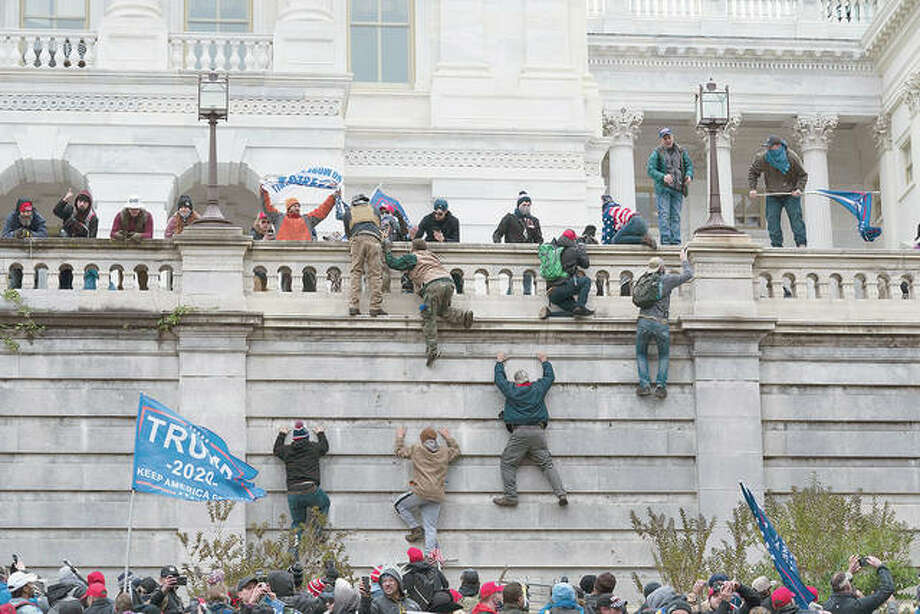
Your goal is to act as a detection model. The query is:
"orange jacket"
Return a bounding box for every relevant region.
[259,186,336,241]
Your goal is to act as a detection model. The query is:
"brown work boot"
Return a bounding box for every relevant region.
[641,233,658,249]
[463,310,474,329]
[426,347,441,367]
[492,495,518,507]
[404,527,424,543]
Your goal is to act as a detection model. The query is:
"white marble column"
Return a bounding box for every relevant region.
[436,0,488,73]
[602,107,643,210]
[907,79,920,247]
[697,114,742,227]
[96,0,167,71]
[874,113,899,249]
[273,0,343,73]
[795,113,838,248]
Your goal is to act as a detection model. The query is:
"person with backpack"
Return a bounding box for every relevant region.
[538,229,593,319]
[401,548,449,611]
[634,247,693,399]
[647,128,693,246]
[384,238,474,366]
[394,427,461,559]
[6,572,43,614]
[600,195,657,248]
[493,351,568,507]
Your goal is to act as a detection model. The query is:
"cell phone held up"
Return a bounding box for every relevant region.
[361,576,371,593]
[858,556,868,567]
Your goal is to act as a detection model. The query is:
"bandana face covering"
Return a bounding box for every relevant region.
[423,439,440,452]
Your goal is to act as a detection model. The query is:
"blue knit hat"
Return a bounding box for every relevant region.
[433,198,448,211]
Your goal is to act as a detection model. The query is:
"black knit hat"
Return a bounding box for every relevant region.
[517,191,532,206]
[176,194,193,210]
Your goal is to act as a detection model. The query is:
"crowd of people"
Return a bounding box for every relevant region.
[1,551,903,614]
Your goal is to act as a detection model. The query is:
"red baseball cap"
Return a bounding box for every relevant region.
[87,571,105,586]
[18,201,33,213]
[407,547,424,563]
[562,229,577,240]
[771,587,794,609]
[480,582,504,600]
[85,583,107,599]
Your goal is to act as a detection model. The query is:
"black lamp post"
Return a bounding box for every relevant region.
[694,79,741,235]
[194,71,232,226]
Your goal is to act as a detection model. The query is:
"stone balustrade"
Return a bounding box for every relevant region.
[592,0,878,23]
[2,236,919,322]
[168,34,273,72]
[0,30,97,69]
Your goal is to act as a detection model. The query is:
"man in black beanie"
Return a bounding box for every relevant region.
[274,420,330,553]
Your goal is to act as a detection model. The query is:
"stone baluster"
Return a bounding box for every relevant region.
[24,37,39,67]
[794,113,838,248]
[80,37,93,68]
[21,265,35,290]
[169,38,184,70]
[603,106,643,210]
[228,41,241,72]
[213,39,226,71]
[38,36,52,68]
[185,39,198,71]
[47,268,60,290]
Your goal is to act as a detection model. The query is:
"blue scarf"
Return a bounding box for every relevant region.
[765,144,791,174]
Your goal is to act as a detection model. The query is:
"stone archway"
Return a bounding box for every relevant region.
[172,161,263,231]
[0,159,88,234]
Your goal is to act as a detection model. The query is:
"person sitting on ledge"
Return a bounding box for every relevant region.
[110,196,153,242]
[164,194,199,238]
[601,195,657,248]
[540,229,593,319]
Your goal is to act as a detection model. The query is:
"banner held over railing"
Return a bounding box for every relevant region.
[261,166,342,206]
[131,393,266,502]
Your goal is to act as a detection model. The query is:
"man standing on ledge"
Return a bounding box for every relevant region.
[273,421,330,553]
[748,135,808,248]
[492,352,567,507]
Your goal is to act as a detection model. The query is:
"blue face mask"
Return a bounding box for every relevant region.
[765,145,791,174]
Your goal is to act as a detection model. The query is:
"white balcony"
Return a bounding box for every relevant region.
[0,30,97,70]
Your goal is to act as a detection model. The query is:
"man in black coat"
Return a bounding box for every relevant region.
[147,567,184,614]
[825,556,894,614]
[493,191,542,244]
[541,230,593,318]
[274,420,330,552]
[414,199,459,243]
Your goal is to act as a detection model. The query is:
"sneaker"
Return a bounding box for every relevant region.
[426,348,441,367]
[572,306,594,317]
[654,384,667,399]
[492,495,518,507]
[463,310,474,329]
[636,385,652,397]
[348,308,360,316]
[558,495,569,507]
[538,306,550,320]
[404,527,424,543]
[641,234,658,249]
[369,309,387,317]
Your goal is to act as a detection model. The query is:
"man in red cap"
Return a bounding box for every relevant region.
[274,420,330,554]
[401,547,448,611]
[471,582,504,614]
[2,198,48,240]
[83,583,114,614]
[540,229,593,318]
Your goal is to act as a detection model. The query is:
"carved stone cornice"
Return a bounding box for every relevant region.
[794,113,839,152]
[602,106,643,145]
[864,0,920,58]
[0,94,342,116]
[873,113,892,152]
[905,72,920,117]
[344,148,585,170]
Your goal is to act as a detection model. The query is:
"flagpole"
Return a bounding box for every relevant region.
[754,190,881,196]
[123,489,136,595]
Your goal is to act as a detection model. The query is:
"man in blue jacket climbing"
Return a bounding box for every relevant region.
[492,351,567,507]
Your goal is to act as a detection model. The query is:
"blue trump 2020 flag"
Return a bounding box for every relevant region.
[132,394,266,502]
[370,187,411,227]
[814,190,882,242]
[740,482,811,609]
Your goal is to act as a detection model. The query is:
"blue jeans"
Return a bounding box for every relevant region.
[288,488,330,553]
[655,190,683,245]
[549,276,590,313]
[636,317,670,388]
[612,216,648,244]
[765,195,807,247]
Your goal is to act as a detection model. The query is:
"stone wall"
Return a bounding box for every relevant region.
[2,231,920,599]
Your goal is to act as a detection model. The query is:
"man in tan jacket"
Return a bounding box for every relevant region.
[393,426,461,558]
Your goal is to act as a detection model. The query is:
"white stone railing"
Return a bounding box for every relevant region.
[820,0,877,22]
[0,239,181,294]
[728,0,799,20]
[168,33,273,73]
[629,0,704,18]
[753,248,917,302]
[0,30,97,69]
[591,0,878,22]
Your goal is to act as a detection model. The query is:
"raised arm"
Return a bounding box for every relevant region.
[305,192,337,226]
[394,426,411,458]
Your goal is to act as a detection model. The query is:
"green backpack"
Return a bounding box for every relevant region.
[538,243,568,281]
[632,270,663,308]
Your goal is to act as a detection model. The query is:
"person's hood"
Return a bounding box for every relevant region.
[551,583,577,605]
[556,234,576,248]
[378,567,403,597]
[268,570,295,598]
[646,586,680,612]
[58,600,86,614]
[333,578,359,614]
[75,190,93,208]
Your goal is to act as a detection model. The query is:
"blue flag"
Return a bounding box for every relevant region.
[132,394,266,502]
[740,483,811,609]
[370,187,411,227]
[815,190,882,242]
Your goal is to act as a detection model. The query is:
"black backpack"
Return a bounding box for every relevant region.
[632,271,663,308]
[403,566,446,610]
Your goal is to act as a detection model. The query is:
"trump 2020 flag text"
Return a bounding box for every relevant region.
[132,394,266,502]
[740,482,812,609]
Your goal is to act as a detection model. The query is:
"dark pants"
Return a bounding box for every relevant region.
[765,195,807,247]
[287,488,330,554]
[500,425,565,499]
[612,216,648,244]
[636,317,670,388]
[549,276,590,313]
